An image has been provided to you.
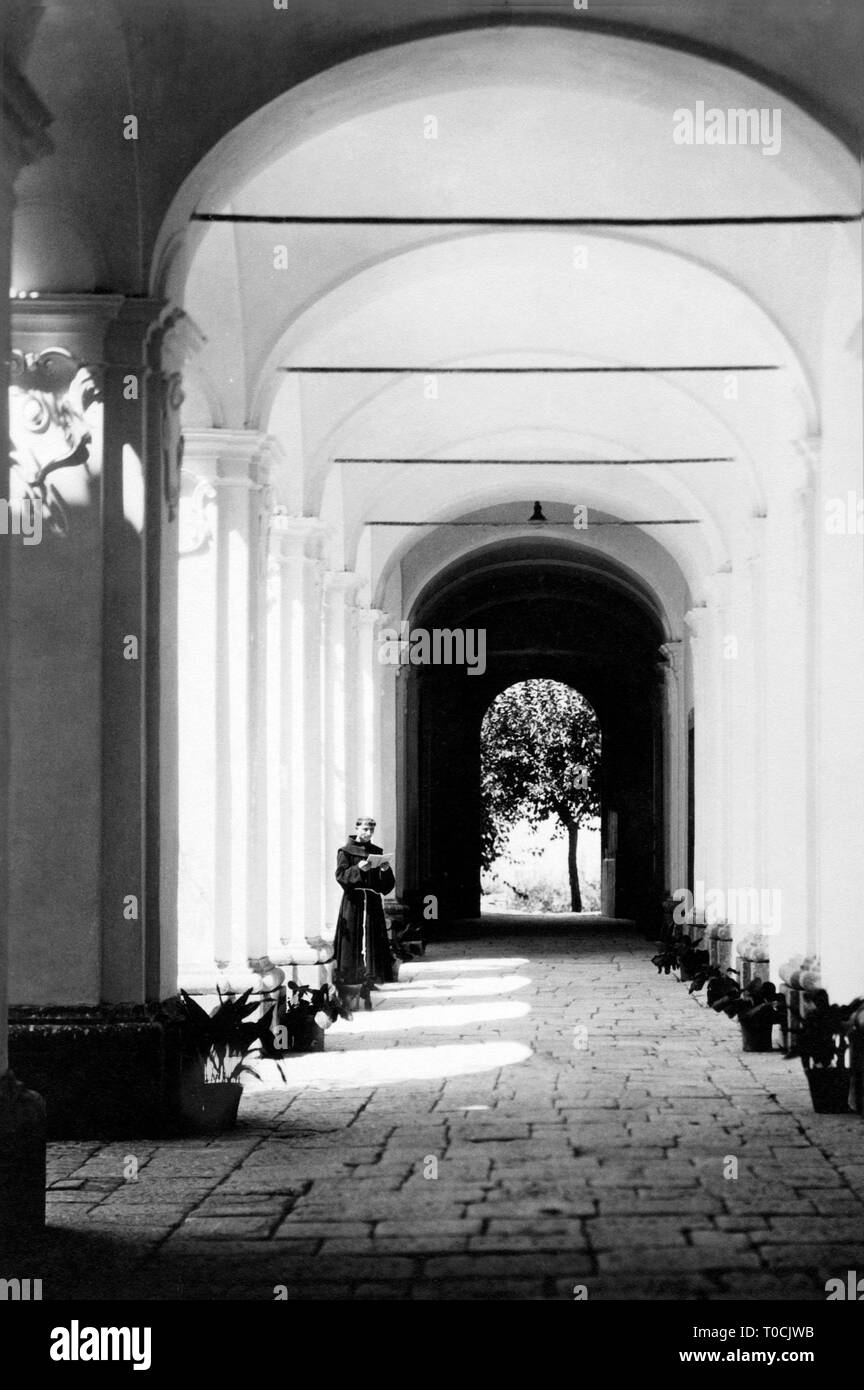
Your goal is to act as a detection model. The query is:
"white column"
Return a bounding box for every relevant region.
[725,528,761,913]
[684,607,709,923]
[373,610,402,895]
[659,640,686,896]
[707,570,733,907]
[265,514,328,966]
[322,571,363,930]
[177,429,271,990]
[813,308,864,997]
[761,448,814,973]
[356,607,387,819]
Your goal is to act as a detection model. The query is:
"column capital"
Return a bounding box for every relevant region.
[357,606,388,632]
[323,569,363,597]
[323,569,364,617]
[268,512,328,563]
[182,428,273,490]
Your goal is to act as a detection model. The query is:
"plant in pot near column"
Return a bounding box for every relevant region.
[688,963,739,1005]
[733,979,786,1052]
[848,1000,864,1116]
[798,990,864,1114]
[707,975,785,1051]
[258,980,348,1057]
[677,934,710,983]
[651,933,709,982]
[162,988,276,1134]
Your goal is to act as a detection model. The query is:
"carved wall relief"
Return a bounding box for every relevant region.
[9,348,99,536]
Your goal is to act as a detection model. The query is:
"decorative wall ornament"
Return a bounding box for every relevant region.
[177,475,217,557]
[9,347,99,536]
[157,308,206,522]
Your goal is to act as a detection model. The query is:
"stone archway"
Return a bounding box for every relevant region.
[399,538,668,929]
[154,21,861,1002]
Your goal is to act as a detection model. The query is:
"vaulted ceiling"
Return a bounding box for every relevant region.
[8,0,864,294]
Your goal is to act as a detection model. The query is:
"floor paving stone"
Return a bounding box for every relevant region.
[25,917,864,1300]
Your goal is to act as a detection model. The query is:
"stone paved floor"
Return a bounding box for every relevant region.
[33,917,864,1299]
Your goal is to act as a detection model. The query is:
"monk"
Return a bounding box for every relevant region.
[333,816,396,1007]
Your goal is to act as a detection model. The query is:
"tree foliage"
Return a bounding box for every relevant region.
[480,680,601,909]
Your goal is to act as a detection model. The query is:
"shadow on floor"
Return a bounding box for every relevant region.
[436,912,641,941]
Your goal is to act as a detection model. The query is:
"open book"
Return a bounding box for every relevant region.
[364,853,394,869]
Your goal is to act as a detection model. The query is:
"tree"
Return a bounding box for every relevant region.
[480,680,601,911]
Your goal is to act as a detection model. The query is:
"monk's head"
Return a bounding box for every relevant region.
[354,816,376,843]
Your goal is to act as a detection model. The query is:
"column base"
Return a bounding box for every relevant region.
[0,1069,46,1245]
[180,944,335,995]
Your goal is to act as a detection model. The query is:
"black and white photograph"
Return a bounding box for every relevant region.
[1,0,863,1357]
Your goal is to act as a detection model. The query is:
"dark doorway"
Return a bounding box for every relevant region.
[398,538,668,930]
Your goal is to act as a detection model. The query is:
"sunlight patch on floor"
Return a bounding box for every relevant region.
[328,998,530,1033]
[245,1040,531,1091]
[376,974,530,999]
[397,956,530,977]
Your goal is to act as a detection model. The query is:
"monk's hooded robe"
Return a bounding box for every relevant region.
[333,836,396,989]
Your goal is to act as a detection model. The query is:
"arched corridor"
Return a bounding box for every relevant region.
[2,2,863,1324]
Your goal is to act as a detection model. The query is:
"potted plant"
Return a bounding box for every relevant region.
[651,934,709,982]
[162,987,275,1134]
[798,990,863,1114]
[677,935,710,983]
[259,981,348,1057]
[703,975,784,1050]
[848,1001,864,1116]
[651,941,680,976]
[735,979,785,1052]
[689,964,739,1007]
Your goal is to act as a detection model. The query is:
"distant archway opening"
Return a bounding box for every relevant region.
[480,679,601,915]
[401,537,669,930]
